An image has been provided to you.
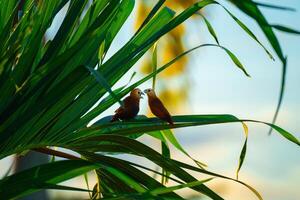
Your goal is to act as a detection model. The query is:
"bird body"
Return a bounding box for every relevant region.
[144,89,174,125]
[111,88,143,122]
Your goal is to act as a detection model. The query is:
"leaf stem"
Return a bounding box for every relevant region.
[33,148,80,160]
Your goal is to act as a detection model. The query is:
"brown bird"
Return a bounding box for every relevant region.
[111,88,144,122]
[144,88,174,125]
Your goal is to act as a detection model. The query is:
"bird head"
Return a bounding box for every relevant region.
[130,88,144,99]
[143,88,156,97]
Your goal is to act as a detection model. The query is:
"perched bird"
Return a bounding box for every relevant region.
[144,88,174,125]
[111,88,144,122]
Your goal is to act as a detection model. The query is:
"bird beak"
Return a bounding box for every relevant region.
[143,89,147,93]
[140,92,145,99]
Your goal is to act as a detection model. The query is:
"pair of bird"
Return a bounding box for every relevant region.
[111,88,173,125]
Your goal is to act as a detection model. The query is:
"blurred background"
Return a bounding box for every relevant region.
[1,0,299,199]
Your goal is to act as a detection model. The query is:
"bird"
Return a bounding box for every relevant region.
[111,88,144,122]
[144,88,174,125]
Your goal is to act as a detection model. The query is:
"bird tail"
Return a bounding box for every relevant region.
[168,119,174,126]
[110,115,119,122]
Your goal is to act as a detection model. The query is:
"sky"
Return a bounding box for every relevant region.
[1,1,299,199]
